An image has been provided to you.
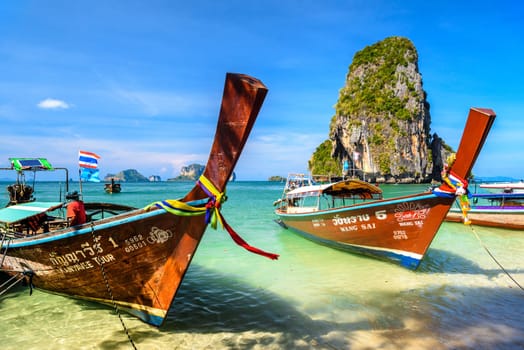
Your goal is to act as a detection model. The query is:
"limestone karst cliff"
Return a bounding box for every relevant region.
[169,163,205,181]
[166,164,236,181]
[309,36,450,183]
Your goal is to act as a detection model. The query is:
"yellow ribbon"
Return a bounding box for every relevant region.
[144,175,226,229]
[197,175,226,229]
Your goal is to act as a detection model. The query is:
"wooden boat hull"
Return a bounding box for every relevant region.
[1,73,269,326]
[277,193,453,269]
[445,207,524,230]
[3,208,205,325]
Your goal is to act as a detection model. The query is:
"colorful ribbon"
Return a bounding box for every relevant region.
[431,161,471,224]
[197,175,225,229]
[146,175,279,260]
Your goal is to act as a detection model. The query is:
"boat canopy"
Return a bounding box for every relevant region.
[0,201,63,224]
[323,179,382,199]
[286,184,329,198]
[286,179,382,199]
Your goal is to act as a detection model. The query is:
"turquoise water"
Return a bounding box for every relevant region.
[1,181,523,349]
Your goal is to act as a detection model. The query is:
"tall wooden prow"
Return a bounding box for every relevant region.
[450,108,496,179]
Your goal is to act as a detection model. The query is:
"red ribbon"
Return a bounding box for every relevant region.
[216,210,279,260]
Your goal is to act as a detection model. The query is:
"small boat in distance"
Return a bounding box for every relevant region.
[274,108,496,270]
[104,178,122,193]
[445,191,524,230]
[0,73,277,326]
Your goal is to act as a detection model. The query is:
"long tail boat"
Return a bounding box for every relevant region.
[274,108,496,270]
[0,73,277,326]
[445,191,524,230]
[104,178,122,194]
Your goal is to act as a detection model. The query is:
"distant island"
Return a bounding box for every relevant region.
[104,169,150,182]
[166,163,236,182]
[167,164,205,181]
[103,164,235,182]
[268,176,285,182]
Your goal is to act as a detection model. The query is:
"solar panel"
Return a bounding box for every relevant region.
[19,159,45,168]
[9,158,53,171]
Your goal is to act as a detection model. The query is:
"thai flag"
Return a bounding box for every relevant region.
[79,150,101,169]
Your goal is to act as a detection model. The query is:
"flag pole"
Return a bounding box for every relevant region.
[78,168,83,195]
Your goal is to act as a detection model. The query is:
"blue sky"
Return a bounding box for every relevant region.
[1,1,523,181]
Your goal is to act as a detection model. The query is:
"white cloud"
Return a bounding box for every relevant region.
[37,98,71,109]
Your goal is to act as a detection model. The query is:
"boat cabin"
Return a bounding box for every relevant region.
[276,175,383,213]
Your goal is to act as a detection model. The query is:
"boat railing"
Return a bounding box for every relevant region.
[468,192,524,208]
[84,203,137,222]
[0,222,32,239]
[283,173,314,193]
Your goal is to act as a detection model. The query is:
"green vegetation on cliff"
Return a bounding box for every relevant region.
[336,36,419,122]
[308,140,342,175]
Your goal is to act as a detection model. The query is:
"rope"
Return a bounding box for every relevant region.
[1,235,36,297]
[89,223,137,349]
[0,272,25,297]
[468,224,524,292]
[0,270,35,296]
[24,270,34,295]
[146,175,279,260]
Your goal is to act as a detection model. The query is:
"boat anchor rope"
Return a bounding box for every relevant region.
[468,224,524,292]
[24,270,34,295]
[147,175,280,260]
[89,223,137,350]
[0,272,24,296]
[1,235,38,296]
[0,269,34,297]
